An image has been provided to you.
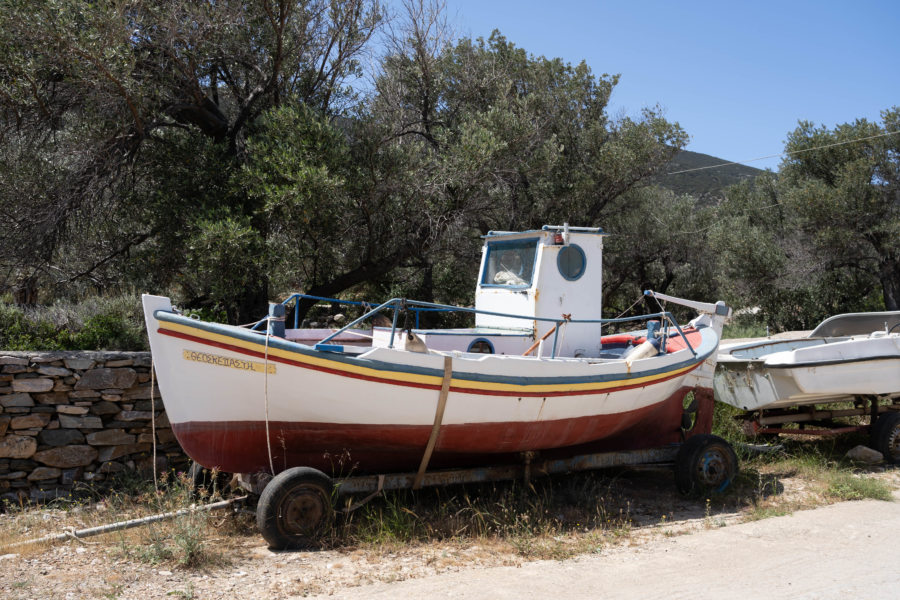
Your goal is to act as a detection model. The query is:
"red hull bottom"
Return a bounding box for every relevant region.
[173,386,714,475]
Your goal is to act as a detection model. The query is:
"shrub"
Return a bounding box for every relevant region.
[0,294,148,351]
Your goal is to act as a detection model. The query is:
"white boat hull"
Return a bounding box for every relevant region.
[143,295,724,474]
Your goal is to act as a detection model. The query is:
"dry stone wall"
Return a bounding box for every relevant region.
[0,352,188,505]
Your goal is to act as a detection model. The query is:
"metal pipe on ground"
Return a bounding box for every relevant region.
[0,496,247,553]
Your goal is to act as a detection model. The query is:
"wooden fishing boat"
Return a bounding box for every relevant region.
[143,225,736,548]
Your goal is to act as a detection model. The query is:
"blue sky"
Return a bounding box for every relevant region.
[436,0,899,171]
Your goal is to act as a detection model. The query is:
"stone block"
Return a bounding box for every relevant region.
[75,368,137,391]
[33,445,98,468]
[154,412,170,428]
[0,435,38,459]
[98,443,151,462]
[64,358,96,370]
[11,414,51,429]
[0,356,29,366]
[1,393,34,408]
[34,392,70,405]
[1,471,27,480]
[11,378,53,393]
[1,364,27,374]
[86,429,136,446]
[69,390,100,399]
[101,394,123,402]
[105,359,134,367]
[28,467,62,481]
[60,468,83,485]
[38,429,85,447]
[124,386,162,401]
[157,429,177,444]
[99,461,125,474]
[90,401,120,416]
[116,410,153,422]
[58,414,103,429]
[52,382,72,392]
[0,415,9,436]
[37,366,72,377]
[56,405,89,415]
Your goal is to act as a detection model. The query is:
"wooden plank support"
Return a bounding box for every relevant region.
[413,355,453,490]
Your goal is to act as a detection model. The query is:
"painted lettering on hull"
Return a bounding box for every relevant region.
[182,349,276,374]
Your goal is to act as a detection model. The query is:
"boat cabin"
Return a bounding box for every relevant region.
[371,225,608,357]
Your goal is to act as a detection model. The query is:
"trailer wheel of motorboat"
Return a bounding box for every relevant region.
[872,412,900,464]
[674,435,738,495]
[187,461,232,499]
[256,467,334,550]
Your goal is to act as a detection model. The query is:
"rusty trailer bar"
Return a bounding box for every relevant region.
[334,446,681,496]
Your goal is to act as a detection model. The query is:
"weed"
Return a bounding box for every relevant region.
[825,471,894,502]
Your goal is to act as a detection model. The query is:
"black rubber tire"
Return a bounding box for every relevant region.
[187,461,231,498]
[675,434,738,496]
[256,467,334,550]
[873,412,900,464]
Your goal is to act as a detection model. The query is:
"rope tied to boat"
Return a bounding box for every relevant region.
[264,316,276,476]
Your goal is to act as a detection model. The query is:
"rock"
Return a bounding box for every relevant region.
[99,461,125,473]
[69,390,100,399]
[0,393,34,408]
[11,378,54,393]
[28,467,62,481]
[64,358,96,371]
[0,435,38,459]
[0,416,9,436]
[34,392,70,405]
[116,410,153,422]
[37,366,72,377]
[86,429,136,446]
[58,414,103,429]
[846,445,883,464]
[90,401,120,415]
[124,386,162,400]
[105,359,134,367]
[0,471,27,480]
[60,468,83,485]
[97,443,151,462]
[1,364,28,374]
[33,445,98,468]
[74,368,137,391]
[56,405,89,415]
[38,429,86,447]
[10,413,51,429]
[0,356,29,366]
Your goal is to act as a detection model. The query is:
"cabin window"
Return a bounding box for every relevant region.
[481,239,538,287]
[467,338,494,353]
[557,244,586,281]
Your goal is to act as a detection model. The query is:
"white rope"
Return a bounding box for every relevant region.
[150,358,158,494]
[263,317,275,475]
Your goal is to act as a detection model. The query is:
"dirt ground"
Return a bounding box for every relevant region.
[2,468,897,600]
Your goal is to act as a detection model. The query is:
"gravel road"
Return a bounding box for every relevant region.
[312,491,900,600]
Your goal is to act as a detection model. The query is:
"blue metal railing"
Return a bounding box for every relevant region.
[254,292,698,359]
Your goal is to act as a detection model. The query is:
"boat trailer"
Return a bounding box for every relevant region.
[227,435,738,550]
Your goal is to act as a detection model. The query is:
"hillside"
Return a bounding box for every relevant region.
[655,150,765,203]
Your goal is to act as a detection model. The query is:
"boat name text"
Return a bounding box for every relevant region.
[182,349,276,374]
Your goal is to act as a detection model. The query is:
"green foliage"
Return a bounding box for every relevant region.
[0,295,147,350]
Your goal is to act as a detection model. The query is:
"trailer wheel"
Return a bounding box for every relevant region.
[256,467,334,550]
[675,435,738,495]
[873,412,900,464]
[187,461,231,499]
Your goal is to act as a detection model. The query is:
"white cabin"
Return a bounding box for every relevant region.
[372,224,607,357]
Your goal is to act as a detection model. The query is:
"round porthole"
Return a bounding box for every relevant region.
[467,339,494,354]
[557,245,586,280]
